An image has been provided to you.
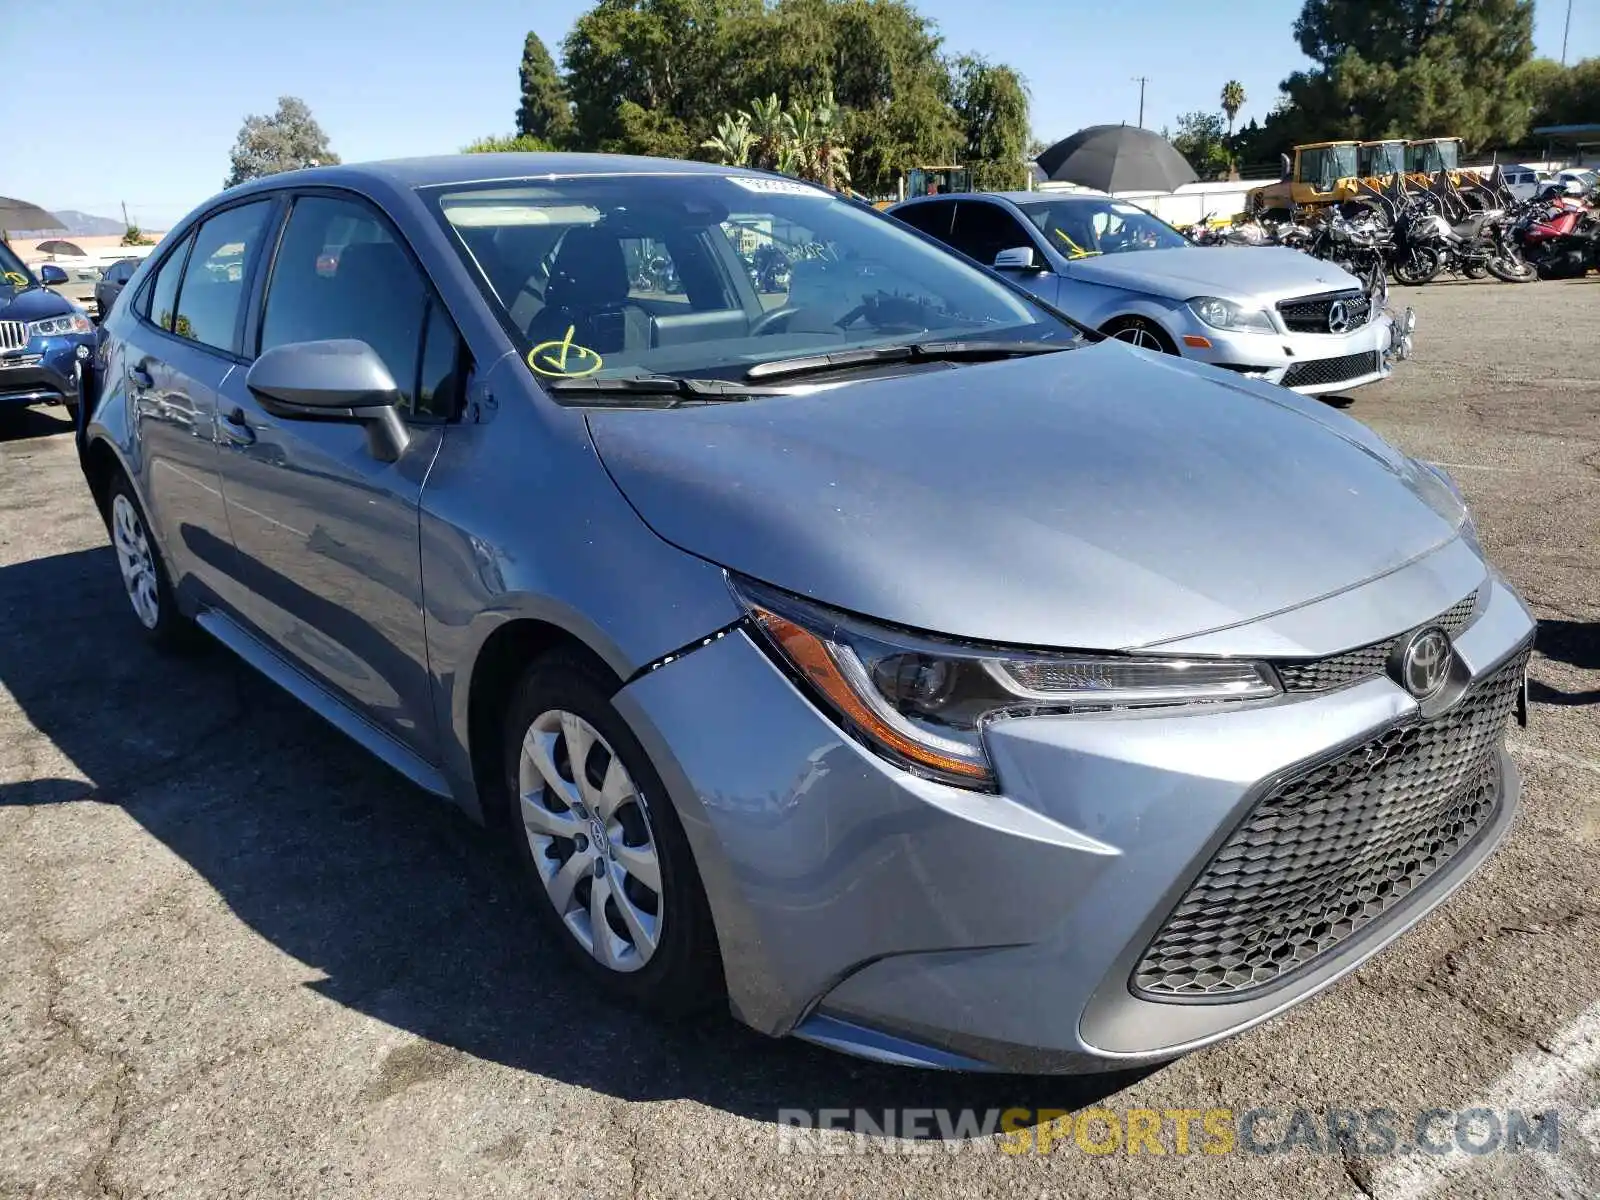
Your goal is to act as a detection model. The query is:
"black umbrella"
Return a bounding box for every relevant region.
[0,196,67,235]
[1034,125,1198,193]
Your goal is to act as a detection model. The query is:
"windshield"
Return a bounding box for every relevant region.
[0,240,35,293]
[1361,143,1406,176]
[426,174,1072,383]
[1408,142,1459,174]
[1300,145,1359,191]
[1013,197,1189,258]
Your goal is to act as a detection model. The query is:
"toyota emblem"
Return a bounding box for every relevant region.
[1327,300,1350,334]
[1392,627,1453,699]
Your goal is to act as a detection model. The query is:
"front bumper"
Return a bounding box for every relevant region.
[1178,307,1415,396]
[614,559,1534,1073]
[0,333,94,406]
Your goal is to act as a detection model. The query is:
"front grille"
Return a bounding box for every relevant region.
[1277,289,1371,333]
[1281,351,1382,389]
[0,321,26,352]
[1133,648,1529,1000]
[1275,593,1479,693]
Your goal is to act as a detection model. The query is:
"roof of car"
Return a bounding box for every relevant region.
[226,154,760,196]
[894,190,1109,209]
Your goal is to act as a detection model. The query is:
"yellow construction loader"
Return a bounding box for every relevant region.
[1244,140,1360,216]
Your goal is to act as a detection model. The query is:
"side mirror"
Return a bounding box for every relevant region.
[244,339,410,462]
[38,263,69,285]
[1280,153,1292,183]
[993,246,1043,272]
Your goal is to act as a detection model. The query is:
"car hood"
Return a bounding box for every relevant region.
[587,342,1468,651]
[1068,246,1361,303]
[0,284,74,321]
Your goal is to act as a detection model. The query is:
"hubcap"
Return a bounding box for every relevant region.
[111,493,159,630]
[518,710,663,973]
[1112,325,1161,350]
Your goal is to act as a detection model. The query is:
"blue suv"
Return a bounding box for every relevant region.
[1,239,99,420]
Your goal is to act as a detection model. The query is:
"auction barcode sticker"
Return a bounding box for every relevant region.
[727,177,830,198]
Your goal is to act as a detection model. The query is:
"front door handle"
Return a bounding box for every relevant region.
[219,406,256,447]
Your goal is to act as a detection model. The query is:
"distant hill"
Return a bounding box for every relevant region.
[52,209,126,236]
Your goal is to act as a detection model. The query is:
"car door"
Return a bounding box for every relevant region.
[947,200,1060,305]
[213,191,462,760]
[123,200,277,613]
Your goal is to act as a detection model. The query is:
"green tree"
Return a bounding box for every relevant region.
[1220,80,1246,137]
[462,133,553,153]
[224,96,339,188]
[120,225,154,247]
[949,56,1030,191]
[1278,0,1535,152]
[1521,56,1600,127]
[1168,111,1231,180]
[516,32,574,145]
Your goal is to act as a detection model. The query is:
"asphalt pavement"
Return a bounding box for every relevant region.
[2,278,1597,1199]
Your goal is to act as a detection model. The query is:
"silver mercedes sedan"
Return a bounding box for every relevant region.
[81,155,1533,1073]
[890,190,1415,395]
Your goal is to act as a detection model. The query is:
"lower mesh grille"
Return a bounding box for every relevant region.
[1133,648,1529,1001]
[1275,592,1479,693]
[1281,351,1381,389]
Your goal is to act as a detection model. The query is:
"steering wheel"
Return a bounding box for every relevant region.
[749,306,803,336]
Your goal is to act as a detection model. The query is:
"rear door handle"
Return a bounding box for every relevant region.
[219,406,255,447]
[129,364,154,389]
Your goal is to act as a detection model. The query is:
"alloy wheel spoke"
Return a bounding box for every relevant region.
[612,838,661,894]
[523,726,580,810]
[608,863,659,957]
[519,793,585,841]
[588,872,619,969]
[545,850,590,915]
[592,755,635,822]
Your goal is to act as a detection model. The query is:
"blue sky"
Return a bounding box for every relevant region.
[5,0,1595,230]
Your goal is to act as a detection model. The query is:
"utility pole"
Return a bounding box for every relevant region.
[1560,0,1573,65]
[121,201,129,231]
[1132,77,1149,128]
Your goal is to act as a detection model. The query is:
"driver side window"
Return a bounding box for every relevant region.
[948,202,1037,268]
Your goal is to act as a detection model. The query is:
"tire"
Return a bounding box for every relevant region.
[1487,253,1538,283]
[502,650,723,1015]
[1102,316,1176,354]
[1463,261,1489,280]
[105,472,199,651]
[1392,246,1443,285]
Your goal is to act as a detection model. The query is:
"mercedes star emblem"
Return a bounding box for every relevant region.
[1327,300,1350,334]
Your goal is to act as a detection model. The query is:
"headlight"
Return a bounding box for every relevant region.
[27,313,94,338]
[732,577,1280,790]
[1415,459,1480,550]
[1188,296,1276,333]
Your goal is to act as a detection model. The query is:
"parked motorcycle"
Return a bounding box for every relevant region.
[1513,187,1597,279]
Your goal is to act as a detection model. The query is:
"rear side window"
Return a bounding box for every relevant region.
[174,201,274,352]
[142,236,192,332]
[261,195,458,419]
[894,201,955,241]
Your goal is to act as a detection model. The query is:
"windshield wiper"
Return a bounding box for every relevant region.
[745,339,1072,382]
[542,375,789,403]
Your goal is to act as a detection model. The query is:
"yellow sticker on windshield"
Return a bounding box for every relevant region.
[527,325,603,378]
[2,271,27,287]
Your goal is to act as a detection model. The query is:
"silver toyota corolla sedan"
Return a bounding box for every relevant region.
[81,155,1534,1074]
[890,190,1415,395]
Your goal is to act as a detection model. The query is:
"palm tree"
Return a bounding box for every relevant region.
[700,113,755,167]
[811,92,851,191]
[1220,80,1246,138]
[747,94,793,173]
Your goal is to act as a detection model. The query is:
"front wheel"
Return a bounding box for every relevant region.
[1487,253,1537,283]
[1102,316,1176,354]
[502,651,724,1014]
[1392,246,1444,285]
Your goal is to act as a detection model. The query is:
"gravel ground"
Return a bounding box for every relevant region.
[2,278,1597,1200]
